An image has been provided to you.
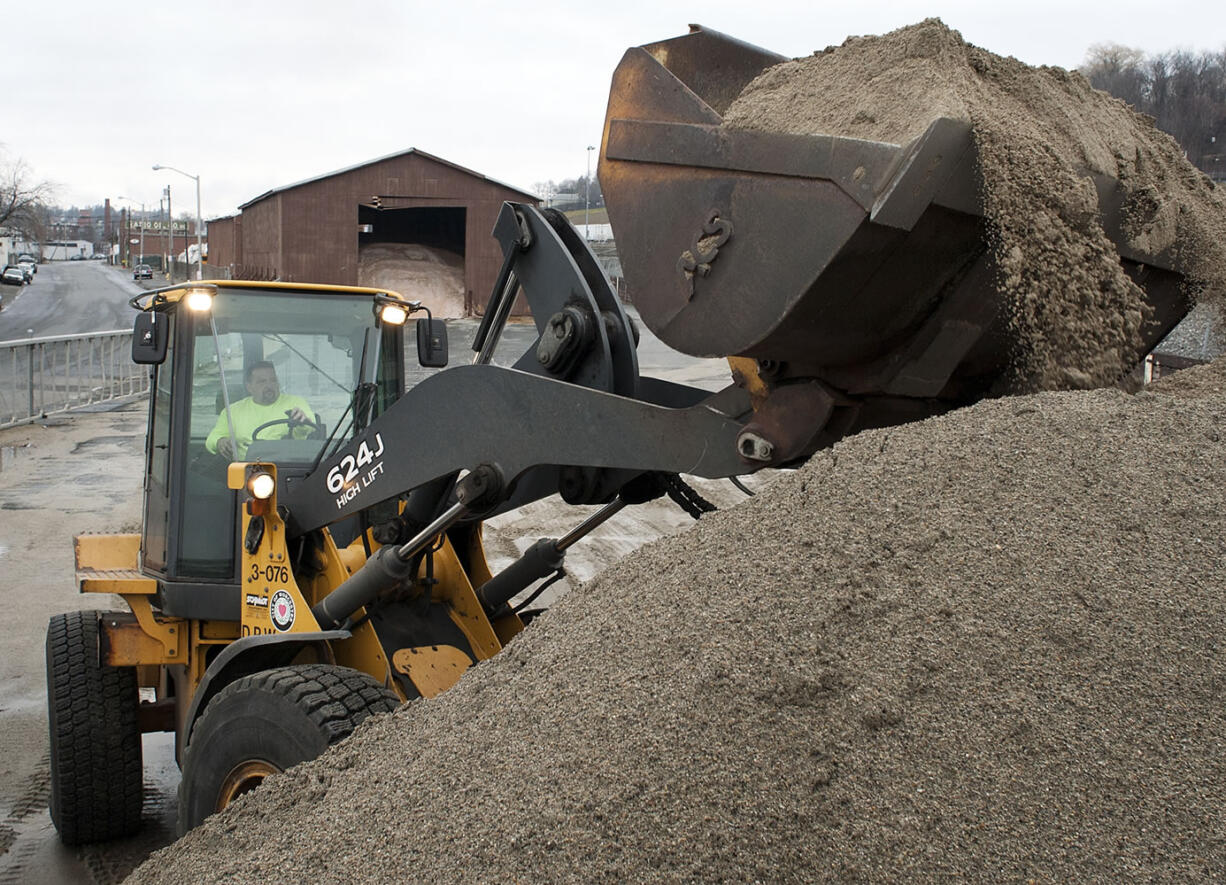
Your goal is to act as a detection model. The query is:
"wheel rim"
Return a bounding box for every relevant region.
[216,759,280,812]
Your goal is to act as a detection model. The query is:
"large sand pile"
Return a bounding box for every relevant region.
[129,353,1226,883]
[723,19,1226,393]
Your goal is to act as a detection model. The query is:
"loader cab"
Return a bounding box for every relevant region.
[137,283,415,590]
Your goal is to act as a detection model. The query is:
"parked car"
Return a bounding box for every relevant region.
[2,266,26,286]
[133,264,154,280]
[16,264,33,283]
[17,257,36,274]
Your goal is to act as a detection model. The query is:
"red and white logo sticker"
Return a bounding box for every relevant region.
[270,589,296,632]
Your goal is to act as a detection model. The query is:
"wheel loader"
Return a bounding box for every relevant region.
[47,25,1199,844]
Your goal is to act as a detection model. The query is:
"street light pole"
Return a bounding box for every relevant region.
[153,163,204,281]
[585,145,595,241]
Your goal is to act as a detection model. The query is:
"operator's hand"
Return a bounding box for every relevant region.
[286,407,308,424]
[217,437,236,460]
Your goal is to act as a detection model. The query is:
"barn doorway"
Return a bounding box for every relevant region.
[357,205,467,317]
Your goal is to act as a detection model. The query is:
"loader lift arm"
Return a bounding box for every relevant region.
[281,203,755,539]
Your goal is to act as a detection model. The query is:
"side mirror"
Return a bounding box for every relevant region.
[132,312,168,364]
[416,318,448,368]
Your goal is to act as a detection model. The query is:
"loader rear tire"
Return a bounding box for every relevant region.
[177,664,400,835]
[46,611,144,844]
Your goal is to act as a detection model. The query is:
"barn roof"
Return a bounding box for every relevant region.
[237,148,539,210]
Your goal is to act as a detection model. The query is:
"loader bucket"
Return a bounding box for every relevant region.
[599,26,1192,432]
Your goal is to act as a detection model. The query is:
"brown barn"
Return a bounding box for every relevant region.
[205,149,539,317]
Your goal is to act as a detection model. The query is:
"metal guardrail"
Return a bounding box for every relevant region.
[0,330,149,430]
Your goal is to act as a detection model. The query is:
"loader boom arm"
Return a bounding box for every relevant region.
[281,203,754,538]
[283,365,751,536]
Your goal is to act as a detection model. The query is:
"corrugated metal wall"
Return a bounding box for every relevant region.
[203,215,239,278]
[240,197,283,281]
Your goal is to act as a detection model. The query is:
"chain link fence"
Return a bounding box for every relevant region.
[0,330,149,430]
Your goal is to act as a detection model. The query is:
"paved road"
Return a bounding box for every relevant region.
[0,261,147,343]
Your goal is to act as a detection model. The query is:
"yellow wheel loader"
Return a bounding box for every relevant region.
[49,25,1198,845]
[49,215,755,842]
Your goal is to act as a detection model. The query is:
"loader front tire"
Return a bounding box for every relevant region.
[46,611,144,844]
[177,664,400,834]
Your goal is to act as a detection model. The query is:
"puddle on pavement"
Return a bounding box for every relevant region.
[0,813,83,885]
[0,734,178,885]
[70,436,142,455]
[0,446,31,473]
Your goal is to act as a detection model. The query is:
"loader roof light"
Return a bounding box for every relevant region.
[373,292,420,327]
[247,471,276,500]
[377,302,409,326]
[184,286,217,313]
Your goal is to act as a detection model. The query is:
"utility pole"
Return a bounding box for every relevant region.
[585,145,595,241]
[164,185,172,278]
[120,197,147,266]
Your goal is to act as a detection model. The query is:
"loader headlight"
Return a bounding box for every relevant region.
[373,293,419,327]
[184,286,217,313]
[247,471,276,500]
[377,302,409,326]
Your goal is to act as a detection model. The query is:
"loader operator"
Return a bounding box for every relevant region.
[205,361,315,460]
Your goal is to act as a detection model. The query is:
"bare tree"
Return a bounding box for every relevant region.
[1081,45,1226,178]
[0,149,56,239]
[1083,43,1148,109]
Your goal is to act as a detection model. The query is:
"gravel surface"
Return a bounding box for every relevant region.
[724,19,1226,394]
[128,354,1226,884]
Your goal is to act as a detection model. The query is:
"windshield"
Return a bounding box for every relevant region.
[190,287,402,466]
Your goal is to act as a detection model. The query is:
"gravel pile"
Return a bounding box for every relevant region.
[723,19,1226,393]
[129,353,1226,883]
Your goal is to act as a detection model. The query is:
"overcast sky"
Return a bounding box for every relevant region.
[10,0,1224,219]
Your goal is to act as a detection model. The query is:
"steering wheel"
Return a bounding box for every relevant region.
[251,414,324,442]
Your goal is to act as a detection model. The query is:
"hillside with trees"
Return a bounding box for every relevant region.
[1081,45,1226,180]
[531,173,603,213]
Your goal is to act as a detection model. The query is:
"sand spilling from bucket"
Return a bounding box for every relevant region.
[723,18,1226,393]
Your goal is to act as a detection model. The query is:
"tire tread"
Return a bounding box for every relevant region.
[46,611,143,845]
